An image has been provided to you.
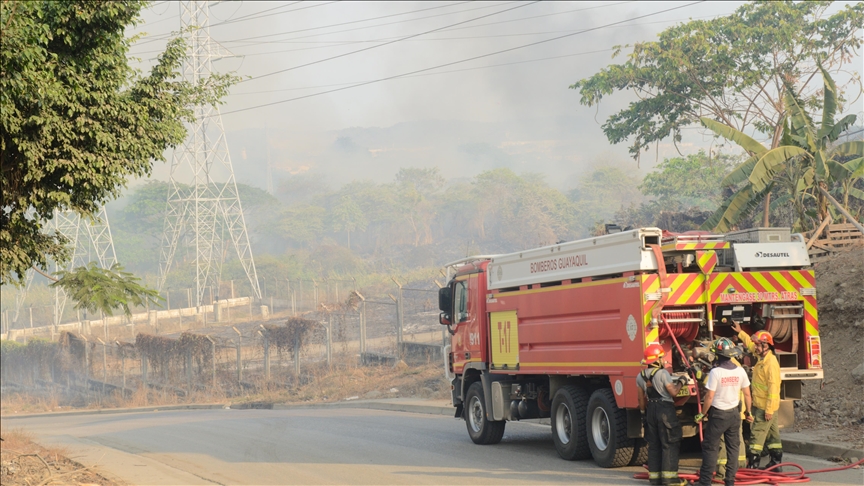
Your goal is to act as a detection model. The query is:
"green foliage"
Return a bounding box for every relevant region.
[568,164,643,233]
[700,68,863,232]
[640,150,736,210]
[0,0,237,285]
[571,2,863,158]
[52,262,161,317]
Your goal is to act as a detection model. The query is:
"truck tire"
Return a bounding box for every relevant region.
[586,388,634,468]
[550,385,591,460]
[465,382,505,445]
[629,438,649,466]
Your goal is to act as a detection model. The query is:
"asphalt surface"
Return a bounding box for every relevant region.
[4,407,863,485]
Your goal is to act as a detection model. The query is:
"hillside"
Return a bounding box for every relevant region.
[792,247,864,448]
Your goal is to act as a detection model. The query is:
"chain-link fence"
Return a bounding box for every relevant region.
[1,276,448,400]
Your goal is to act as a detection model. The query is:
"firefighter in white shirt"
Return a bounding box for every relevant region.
[695,338,754,486]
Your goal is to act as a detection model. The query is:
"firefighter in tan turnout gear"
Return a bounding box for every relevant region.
[636,343,688,486]
[732,321,783,471]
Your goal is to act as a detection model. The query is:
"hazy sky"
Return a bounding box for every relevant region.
[126,1,863,190]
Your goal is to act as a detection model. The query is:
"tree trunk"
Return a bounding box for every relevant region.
[762,192,772,227]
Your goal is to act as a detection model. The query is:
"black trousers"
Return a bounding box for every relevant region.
[698,406,741,486]
[645,400,682,483]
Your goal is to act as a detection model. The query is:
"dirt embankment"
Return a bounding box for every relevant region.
[791,248,864,448]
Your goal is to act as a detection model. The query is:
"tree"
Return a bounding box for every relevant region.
[568,164,644,235]
[700,67,863,232]
[330,196,367,249]
[571,1,863,225]
[1,1,235,285]
[640,150,736,211]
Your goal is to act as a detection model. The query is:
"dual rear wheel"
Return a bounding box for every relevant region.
[551,385,647,468]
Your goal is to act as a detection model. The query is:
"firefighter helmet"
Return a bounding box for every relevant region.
[752,330,774,346]
[642,343,665,365]
[712,337,737,358]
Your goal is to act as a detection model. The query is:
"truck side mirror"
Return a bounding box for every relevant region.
[439,312,451,326]
[438,286,452,312]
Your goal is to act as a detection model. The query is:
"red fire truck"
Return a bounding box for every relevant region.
[438,227,822,468]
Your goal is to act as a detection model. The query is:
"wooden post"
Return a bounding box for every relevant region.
[186,348,193,394]
[233,326,242,385]
[120,345,126,392]
[806,214,833,249]
[236,341,242,385]
[293,335,300,376]
[141,351,148,404]
[326,315,332,368]
[260,326,270,382]
[205,335,216,390]
[97,338,107,395]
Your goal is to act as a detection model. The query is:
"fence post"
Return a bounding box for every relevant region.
[390,277,404,353]
[233,327,242,385]
[353,291,366,358]
[259,325,270,382]
[141,350,148,404]
[185,347,193,394]
[205,335,216,390]
[81,335,90,391]
[97,338,107,395]
[326,314,332,368]
[29,306,33,328]
[293,335,300,376]
[117,341,126,392]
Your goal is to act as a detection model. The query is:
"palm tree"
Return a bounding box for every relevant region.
[700,67,863,233]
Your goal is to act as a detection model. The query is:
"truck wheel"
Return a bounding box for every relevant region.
[629,438,649,466]
[465,382,505,445]
[586,388,634,468]
[550,385,591,460]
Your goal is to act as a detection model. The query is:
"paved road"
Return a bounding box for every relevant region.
[5,408,862,485]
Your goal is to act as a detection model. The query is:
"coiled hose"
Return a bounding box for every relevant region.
[634,457,864,484]
[660,315,703,442]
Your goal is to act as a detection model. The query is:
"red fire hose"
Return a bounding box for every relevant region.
[660,315,704,442]
[634,457,864,484]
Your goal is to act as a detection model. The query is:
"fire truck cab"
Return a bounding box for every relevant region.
[438,227,822,468]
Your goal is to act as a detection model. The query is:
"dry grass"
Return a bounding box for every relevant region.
[1,358,450,416]
[235,358,451,406]
[0,427,116,485]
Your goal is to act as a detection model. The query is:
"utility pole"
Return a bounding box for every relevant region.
[158,0,261,307]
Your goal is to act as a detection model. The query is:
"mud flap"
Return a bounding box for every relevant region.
[455,403,464,419]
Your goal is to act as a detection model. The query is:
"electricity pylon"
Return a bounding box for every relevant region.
[13,208,117,326]
[157,0,261,305]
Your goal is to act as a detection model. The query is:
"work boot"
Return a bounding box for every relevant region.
[765,450,783,472]
[746,453,761,469]
[664,478,688,486]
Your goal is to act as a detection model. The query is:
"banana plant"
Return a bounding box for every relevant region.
[700,67,863,232]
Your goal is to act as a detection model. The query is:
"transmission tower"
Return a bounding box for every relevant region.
[158,0,261,305]
[13,208,117,326]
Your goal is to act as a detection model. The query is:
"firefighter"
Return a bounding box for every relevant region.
[713,340,747,481]
[731,320,783,471]
[695,338,753,486]
[636,343,688,486]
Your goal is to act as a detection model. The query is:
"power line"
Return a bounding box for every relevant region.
[229,47,619,96]
[211,1,303,24]
[222,1,499,44]
[241,1,542,84]
[210,1,338,27]
[220,1,705,116]
[221,1,632,47]
[127,1,488,52]
[129,12,718,60]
